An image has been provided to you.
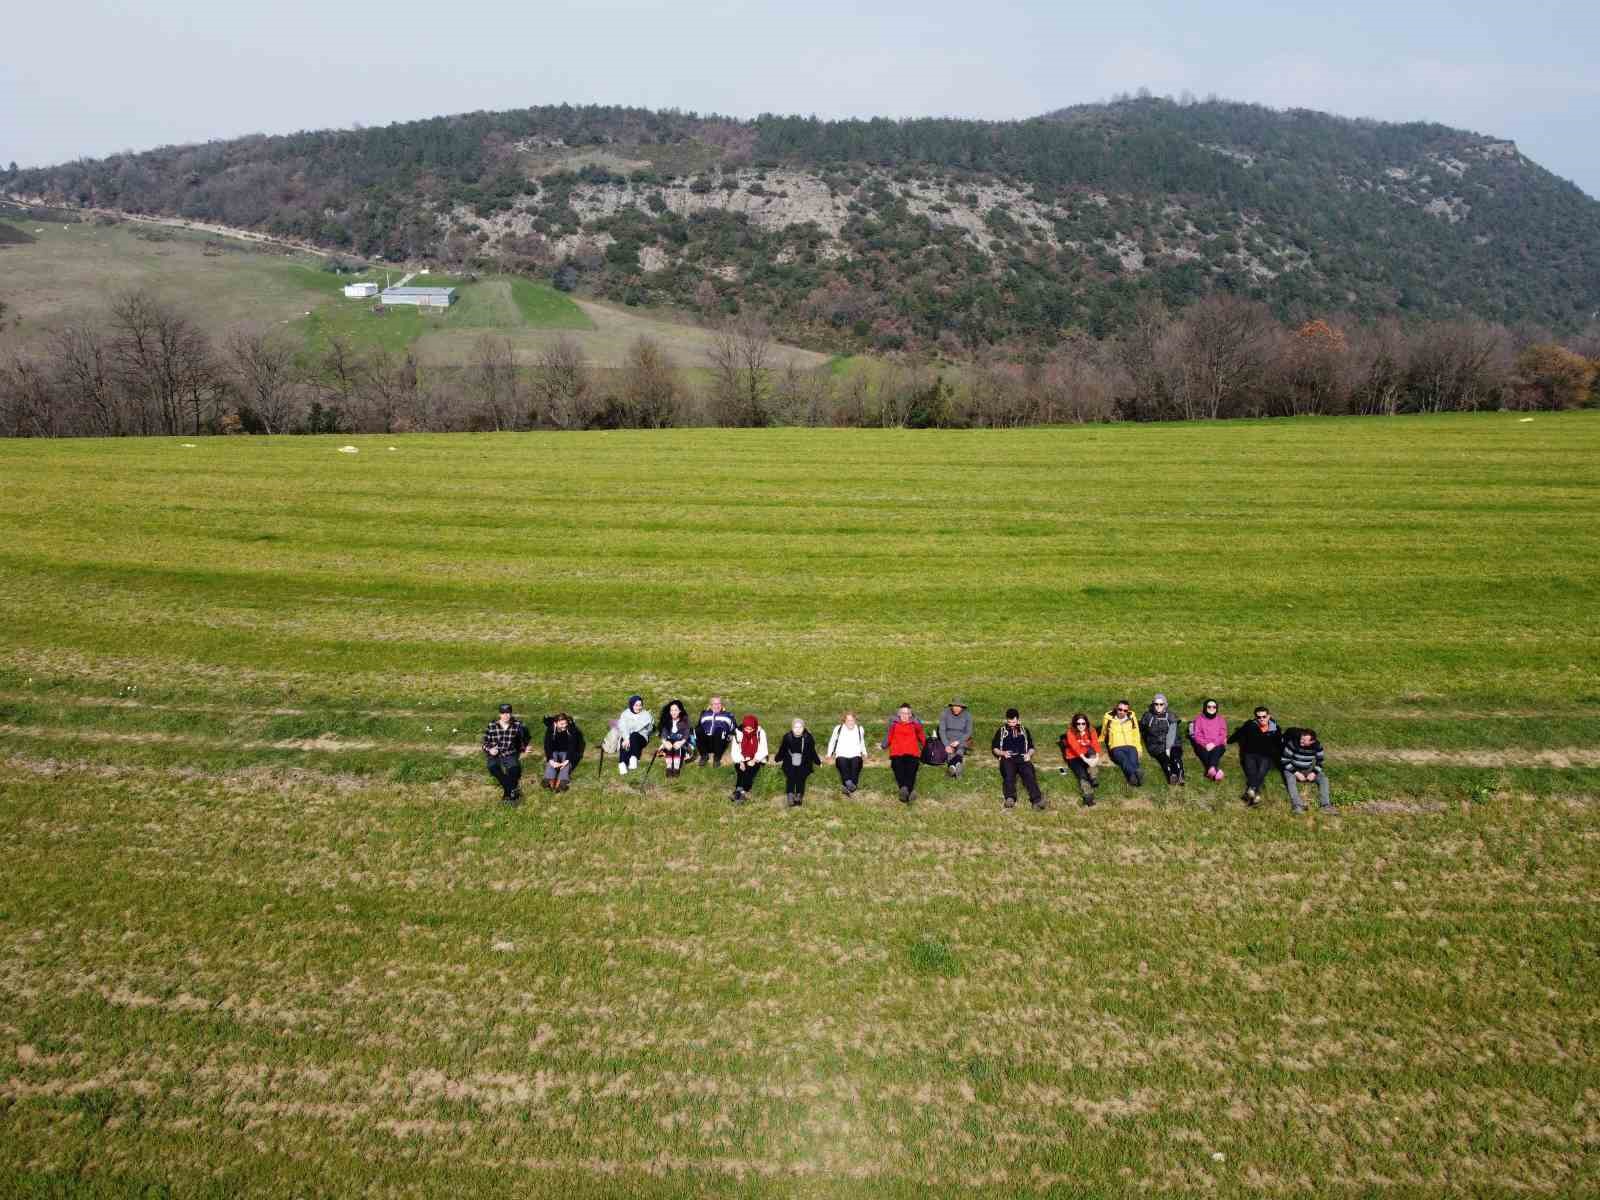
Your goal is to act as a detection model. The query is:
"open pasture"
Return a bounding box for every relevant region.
[1,415,1598,1197]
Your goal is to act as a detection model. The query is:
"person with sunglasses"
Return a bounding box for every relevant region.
[1058,713,1102,806]
[1227,706,1283,807]
[1138,693,1186,787]
[1189,698,1229,782]
[1099,699,1143,788]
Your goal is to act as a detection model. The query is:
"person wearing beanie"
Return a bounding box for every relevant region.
[881,703,927,804]
[1138,693,1186,786]
[1189,698,1229,782]
[825,710,870,794]
[657,699,695,778]
[695,696,737,767]
[1100,700,1144,787]
[482,703,532,806]
[1227,706,1283,806]
[615,694,654,775]
[775,717,822,807]
[729,714,768,805]
[938,699,974,778]
[540,712,585,791]
[991,708,1045,810]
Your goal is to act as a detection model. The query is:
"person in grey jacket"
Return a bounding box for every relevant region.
[1138,693,1186,786]
[938,699,974,778]
[614,694,654,776]
[1280,727,1333,814]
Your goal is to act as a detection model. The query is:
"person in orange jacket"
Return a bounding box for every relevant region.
[1058,712,1103,806]
[881,703,927,804]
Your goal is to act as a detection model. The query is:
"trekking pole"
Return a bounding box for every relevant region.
[639,746,662,789]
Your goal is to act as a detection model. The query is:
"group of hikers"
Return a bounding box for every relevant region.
[483,695,1334,814]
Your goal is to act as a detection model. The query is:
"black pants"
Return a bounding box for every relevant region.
[891,755,920,792]
[1000,757,1043,805]
[698,733,730,765]
[735,762,762,792]
[1150,746,1184,781]
[835,756,863,788]
[782,766,811,797]
[621,731,648,765]
[1191,740,1226,773]
[1242,753,1275,794]
[1066,756,1098,797]
[487,754,521,799]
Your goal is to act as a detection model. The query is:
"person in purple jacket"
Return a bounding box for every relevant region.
[1189,698,1229,782]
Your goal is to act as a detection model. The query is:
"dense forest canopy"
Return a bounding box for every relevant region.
[5,98,1600,349]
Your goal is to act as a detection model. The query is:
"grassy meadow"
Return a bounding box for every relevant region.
[2,415,1598,1197]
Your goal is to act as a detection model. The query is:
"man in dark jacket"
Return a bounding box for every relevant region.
[1138,694,1186,786]
[696,697,737,767]
[1227,707,1282,807]
[541,712,585,792]
[1280,727,1332,814]
[483,703,532,806]
[991,708,1046,810]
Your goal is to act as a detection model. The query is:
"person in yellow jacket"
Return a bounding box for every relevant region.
[1100,699,1144,787]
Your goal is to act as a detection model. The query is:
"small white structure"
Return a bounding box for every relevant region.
[381,286,456,309]
[343,281,379,299]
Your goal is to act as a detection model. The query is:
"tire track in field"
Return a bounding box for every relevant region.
[1,724,1597,768]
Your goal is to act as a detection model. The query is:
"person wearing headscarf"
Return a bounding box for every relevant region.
[1189,699,1229,782]
[729,714,768,805]
[540,712,585,791]
[775,718,822,808]
[938,699,974,778]
[657,699,694,778]
[1138,693,1186,786]
[615,694,654,776]
[825,710,870,794]
[882,703,927,804]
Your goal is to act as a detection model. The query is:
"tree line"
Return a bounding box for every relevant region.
[2,291,1595,438]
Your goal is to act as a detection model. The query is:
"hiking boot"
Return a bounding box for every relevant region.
[791,796,803,808]
[1081,795,1096,807]
[1132,772,1143,787]
[1032,800,1049,811]
[843,780,856,795]
[1243,790,1259,808]
[731,788,745,805]
[898,786,911,804]
[1003,797,1016,810]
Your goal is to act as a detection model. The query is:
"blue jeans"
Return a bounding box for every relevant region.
[1109,745,1141,784]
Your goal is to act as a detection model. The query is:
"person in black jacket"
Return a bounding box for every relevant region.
[540,712,585,791]
[1138,693,1186,786]
[657,699,694,778]
[1227,707,1283,807]
[991,708,1046,810]
[775,718,822,808]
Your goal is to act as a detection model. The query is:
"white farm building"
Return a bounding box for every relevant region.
[342,282,379,299]
[381,286,456,309]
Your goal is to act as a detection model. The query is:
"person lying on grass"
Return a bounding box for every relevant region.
[775,718,822,808]
[992,708,1046,810]
[825,711,870,795]
[540,712,584,792]
[483,703,531,807]
[729,714,767,806]
[1280,726,1334,814]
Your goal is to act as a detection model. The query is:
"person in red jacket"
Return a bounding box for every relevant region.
[1058,712,1103,806]
[882,703,927,804]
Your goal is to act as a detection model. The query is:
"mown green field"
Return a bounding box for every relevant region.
[2,416,1598,1197]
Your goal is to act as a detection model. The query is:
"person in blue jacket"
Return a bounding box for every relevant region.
[696,696,738,767]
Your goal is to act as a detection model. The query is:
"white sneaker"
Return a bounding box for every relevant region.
[618,762,628,776]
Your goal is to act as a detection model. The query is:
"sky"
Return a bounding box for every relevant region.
[4,0,1598,198]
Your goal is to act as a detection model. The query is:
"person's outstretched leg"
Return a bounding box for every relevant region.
[1020,761,1044,808]
[1282,769,1305,813]
[1000,757,1019,808]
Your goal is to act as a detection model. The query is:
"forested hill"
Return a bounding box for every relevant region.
[7,98,1599,350]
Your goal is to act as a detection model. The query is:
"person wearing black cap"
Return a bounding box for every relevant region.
[991,708,1045,810]
[482,703,531,805]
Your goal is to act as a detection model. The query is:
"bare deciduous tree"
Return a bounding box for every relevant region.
[532,336,594,430]
[50,324,121,435]
[109,290,218,435]
[225,329,302,434]
[1175,295,1276,420]
[465,335,522,431]
[706,317,773,427]
[617,335,679,428]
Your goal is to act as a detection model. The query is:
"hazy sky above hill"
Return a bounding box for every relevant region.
[6,0,1598,198]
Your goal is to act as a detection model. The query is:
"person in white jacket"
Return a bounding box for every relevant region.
[615,694,654,775]
[825,711,870,794]
[729,713,768,805]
